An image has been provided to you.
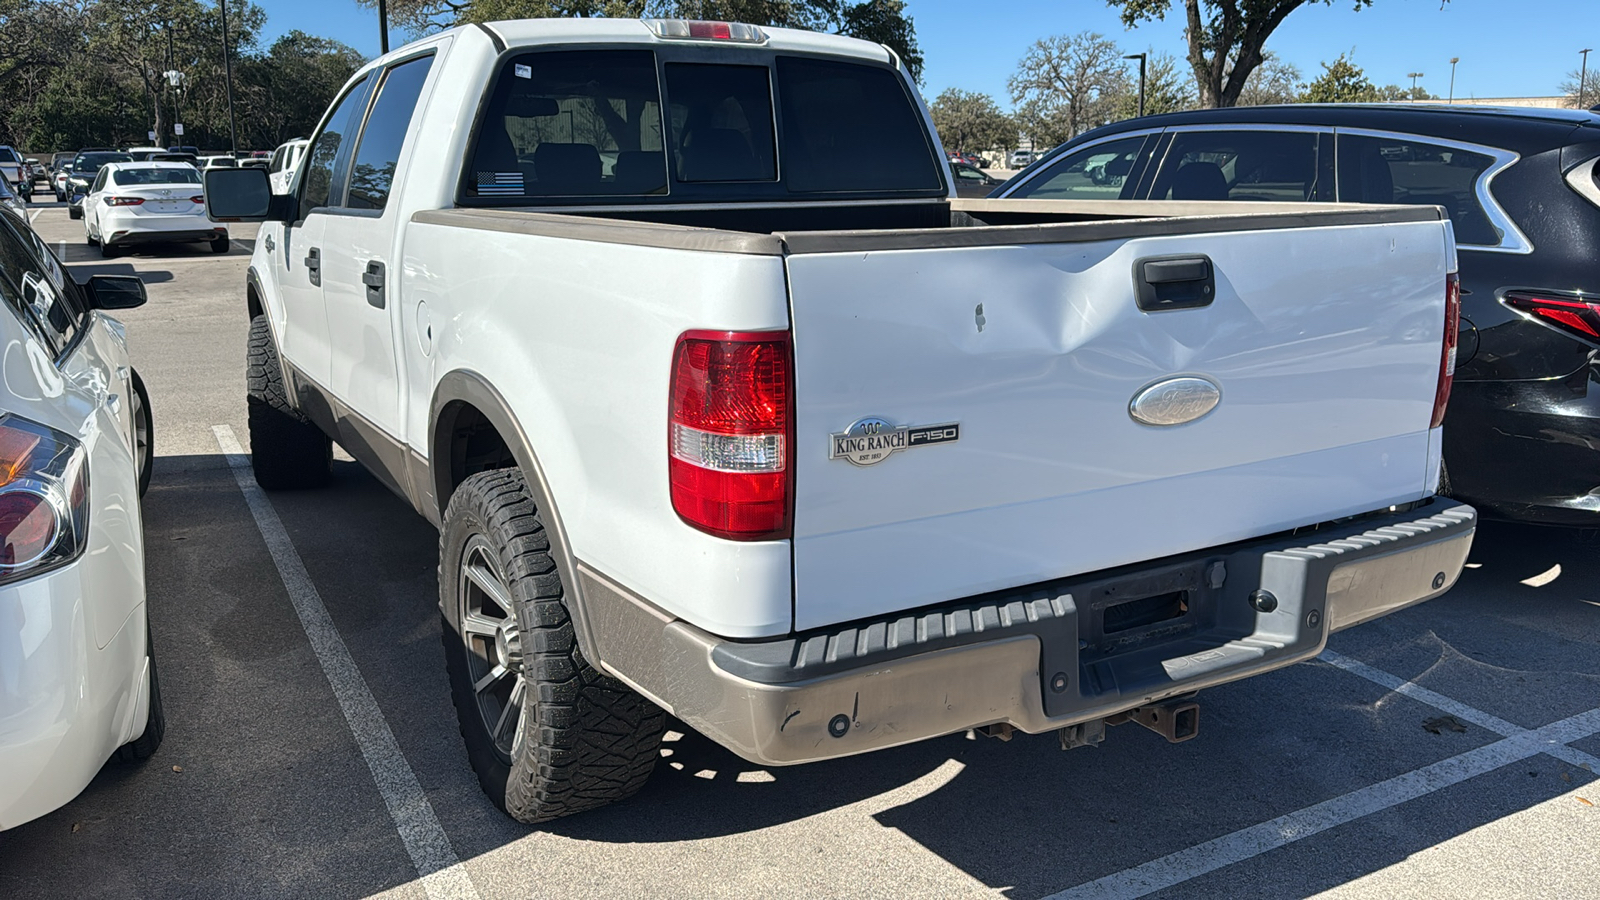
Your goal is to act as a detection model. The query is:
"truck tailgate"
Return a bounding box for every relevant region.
[784,212,1451,631]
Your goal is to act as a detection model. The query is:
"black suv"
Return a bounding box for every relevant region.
[998,104,1600,525]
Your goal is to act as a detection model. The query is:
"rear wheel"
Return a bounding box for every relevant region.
[441,468,664,824]
[115,624,165,763]
[210,235,229,254]
[100,240,119,258]
[131,369,153,496]
[246,315,331,490]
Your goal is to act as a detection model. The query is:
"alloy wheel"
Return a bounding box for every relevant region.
[457,536,526,761]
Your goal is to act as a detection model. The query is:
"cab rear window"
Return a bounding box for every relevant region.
[462,49,942,203]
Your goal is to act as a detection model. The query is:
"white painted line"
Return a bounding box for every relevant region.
[1318,649,1525,735]
[57,239,65,259]
[1045,707,1600,900]
[1320,649,1600,770]
[27,207,40,223]
[213,425,480,900]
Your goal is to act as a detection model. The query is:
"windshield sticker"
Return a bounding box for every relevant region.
[514,64,532,79]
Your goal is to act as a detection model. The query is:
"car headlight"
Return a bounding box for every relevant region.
[0,415,90,584]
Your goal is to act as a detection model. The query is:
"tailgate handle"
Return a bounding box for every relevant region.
[1135,255,1214,312]
[363,261,386,309]
[304,247,321,287]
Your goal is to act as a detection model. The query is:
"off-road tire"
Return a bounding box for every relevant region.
[441,468,664,824]
[115,624,165,762]
[246,315,331,490]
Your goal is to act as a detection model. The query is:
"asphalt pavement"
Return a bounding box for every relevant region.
[0,198,1596,900]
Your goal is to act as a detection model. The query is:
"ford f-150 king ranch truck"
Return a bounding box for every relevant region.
[204,18,1476,824]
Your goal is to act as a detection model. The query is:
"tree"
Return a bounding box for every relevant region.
[1235,51,1300,105]
[837,0,922,83]
[1112,50,1195,118]
[1108,0,1386,108]
[1372,83,1435,102]
[1299,53,1376,103]
[235,31,365,147]
[1560,66,1600,109]
[928,88,1015,153]
[1009,31,1127,145]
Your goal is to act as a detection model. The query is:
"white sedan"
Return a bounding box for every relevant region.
[0,212,161,830]
[82,162,228,257]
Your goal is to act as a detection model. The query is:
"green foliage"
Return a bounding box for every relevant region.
[1298,53,1376,103]
[837,0,921,83]
[1105,0,1382,108]
[1113,50,1196,117]
[1235,52,1301,106]
[928,88,1015,152]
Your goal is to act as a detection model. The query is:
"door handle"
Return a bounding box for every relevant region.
[362,261,386,309]
[305,247,321,286]
[1134,254,1215,312]
[264,233,274,254]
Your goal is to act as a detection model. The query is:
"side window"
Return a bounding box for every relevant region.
[268,147,286,174]
[1336,134,1502,247]
[1008,136,1150,200]
[775,56,944,193]
[301,74,374,213]
[92,170,108,193]
[347,55,435,211]
[665,63,777,183]
[1150,131,1322,202]
[466,50,666,199]
[0,217,82,359]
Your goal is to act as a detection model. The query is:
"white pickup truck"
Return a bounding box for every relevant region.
[205,18,1476,824]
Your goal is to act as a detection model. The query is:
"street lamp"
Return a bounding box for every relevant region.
[1581,49,1594,109]
[378,0,389,53]
[1123,53,1147,117]
[164,70,183,147]
[218,0,238,155]
[1448,57,1459,104]
[1407,72,1424,102]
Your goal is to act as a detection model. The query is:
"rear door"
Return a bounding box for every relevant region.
[322,51,436,447]
[784,210,1451,630]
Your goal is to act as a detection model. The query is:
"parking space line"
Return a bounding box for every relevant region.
[1320,649,1600,770]
[1044,707,1600,900]
[28,208,40,223]
[213,425,481,900]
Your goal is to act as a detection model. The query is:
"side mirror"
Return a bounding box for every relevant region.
[204,166,289,222]
[84,274,146,310]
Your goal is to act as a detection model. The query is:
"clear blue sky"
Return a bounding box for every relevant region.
[262,0,1596,109]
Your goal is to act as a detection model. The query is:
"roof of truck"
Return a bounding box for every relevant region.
[474,18,894,66]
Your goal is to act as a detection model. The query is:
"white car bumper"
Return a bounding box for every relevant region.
[100,209,225,246]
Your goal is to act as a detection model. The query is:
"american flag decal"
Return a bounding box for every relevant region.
[475,171,524,196]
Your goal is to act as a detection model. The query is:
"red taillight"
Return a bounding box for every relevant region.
[190,195,205,204]
[688,20,733,39]
[107,196,144,206]
[1431,273,1461,429]
[0,491,56,567]
[1502,291,1600,345]
[668,330,792,540]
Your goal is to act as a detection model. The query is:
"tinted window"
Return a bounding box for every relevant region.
[1009,135,1149,200]
[111,167,201,186]
[0,149,18,163]
[1150,131,1322,202]
[1336,134,1501,246]
[302,74,374,212]
[665,63,776,183]
[775,57,941,193]
[72,152,134,176]
[468,50,665,199]
[0,217,81,358]
[348,56,434,211]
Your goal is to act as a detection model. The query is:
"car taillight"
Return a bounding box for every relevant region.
[0,415,89,580]
[107,196,144,206]
[668,330,792,540]
[190,195,204,204]
[1502,290,1600,348]
[1431,273,1461,429]
[645,18,766,42]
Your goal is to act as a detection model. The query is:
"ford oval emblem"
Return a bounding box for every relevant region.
[1129,377,1221,427]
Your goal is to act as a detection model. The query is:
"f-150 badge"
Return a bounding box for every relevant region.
[830,417,960,466]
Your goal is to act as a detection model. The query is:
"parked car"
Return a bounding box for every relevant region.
[0,211,161,831]
[65,151,134,219]
[207,18,1473,826]
[149,152,199,167]
[165,145,200,157]
[267,138,309,194]
[123,147,167,161]
[49,151,75,175]
[998,104,1600,525]
[1009,148,1035,168]
[82,161,226,257]
[946,150,985,169]
[0,146,24,189]
[0,176,25,218]
[949,160,1001,197]
[198,155,237,170]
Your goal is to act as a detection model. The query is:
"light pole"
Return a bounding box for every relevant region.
[1448,57,1459,104]
[379,0,389,53]
[164,70,184,147]
[219,0,238,155]
[1123,53,1147,117]
[1407,72,1424,102]
[1581,49,1594,109]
